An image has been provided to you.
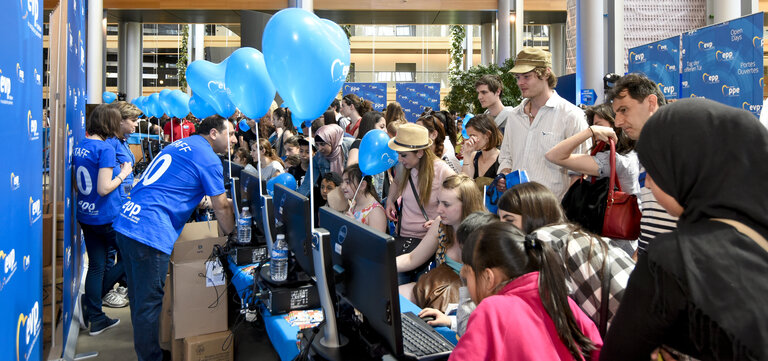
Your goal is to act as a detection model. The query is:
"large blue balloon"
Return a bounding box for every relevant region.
[225,47,276,120]
[358,129,399,175]
[167,90,191,118]
[148,93,165,118]
[263,9,350,121]
[186,59,236,118]
[188,93,217,119]
[266,173,297,197]
[103,91,117,103]
[159,89,174,117]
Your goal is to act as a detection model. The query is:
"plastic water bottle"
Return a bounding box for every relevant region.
[237,207,252,244]
[271,234,288,282]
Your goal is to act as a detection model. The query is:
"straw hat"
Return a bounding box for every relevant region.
[388,123,433,152]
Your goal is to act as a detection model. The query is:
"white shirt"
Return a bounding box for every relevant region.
[442,137,461,173]
[484,106,515,133]
[498,91,589,199]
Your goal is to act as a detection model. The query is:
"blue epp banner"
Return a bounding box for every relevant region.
[628,35,681,99]
[342,83,387,111]
[395,83,441,122]
[681,12,764,117]
[0,0,44,360]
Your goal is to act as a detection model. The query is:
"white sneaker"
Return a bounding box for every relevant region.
[115,286,128,298]
[102,290,129,308]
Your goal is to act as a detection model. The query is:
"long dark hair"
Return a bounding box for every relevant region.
[416,115,446,158]
[357,111,384,139]
[274,107,297,134]
[438,110,457,149]
[342,163,380,203]
[585,103,635,155]
[323,110,337,126]
[498,182,566,233]
[464,222,596,360]
[342,93,373,117]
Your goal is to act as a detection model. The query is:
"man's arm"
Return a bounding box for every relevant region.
[210,193,235,235]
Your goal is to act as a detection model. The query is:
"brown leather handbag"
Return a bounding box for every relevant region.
[412,263,462,313]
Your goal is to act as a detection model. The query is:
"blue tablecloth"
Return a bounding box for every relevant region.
[228,259,458,361]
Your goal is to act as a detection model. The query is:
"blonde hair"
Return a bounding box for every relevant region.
[258,138,285,167]
[114,101,143,120]
[441,174,486,247]
[395,147,437,206]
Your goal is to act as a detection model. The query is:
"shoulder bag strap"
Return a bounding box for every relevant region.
[712,218,768,253]
[606,138,621,203]
[598,254,611,337]
[408,173,430,222]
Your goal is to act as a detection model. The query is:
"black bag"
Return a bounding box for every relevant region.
[561,142,610,235]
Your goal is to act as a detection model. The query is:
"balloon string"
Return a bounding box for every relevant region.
[308,122,315,232]
[226,120,232,184]
[351,180,363,204]
[256,120,263,196]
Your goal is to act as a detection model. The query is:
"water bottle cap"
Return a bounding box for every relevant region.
[243,207,249,211]
[276,234,285,240]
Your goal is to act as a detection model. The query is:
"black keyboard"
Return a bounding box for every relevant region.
[401,312,454,359]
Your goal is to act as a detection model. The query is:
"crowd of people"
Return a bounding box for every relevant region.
[74,47,768,361]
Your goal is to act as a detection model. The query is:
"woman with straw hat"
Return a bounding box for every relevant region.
[386,123,456,284]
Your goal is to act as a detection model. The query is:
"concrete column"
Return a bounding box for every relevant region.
[240,11,272,51]
[497,0,510,64]
[288,0,313,12]
[549,23,566,77]
[464,25,474,70]
[577,0,604,103]
[481,23,494,65]
[606,0,624,75]
[118,22,142,100]
[87,0,104,103]
[713,0,741,23]
[512,0,524,56]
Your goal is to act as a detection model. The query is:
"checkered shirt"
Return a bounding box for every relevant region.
[532,224,636,327]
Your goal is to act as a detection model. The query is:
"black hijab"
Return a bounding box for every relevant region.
[636,98,768,359]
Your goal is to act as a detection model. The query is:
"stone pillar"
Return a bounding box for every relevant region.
[497,0,510,64]
[87,0,104,103]
[577,0,604,103]
[118,21,142,100]
[549,23,566,77]
[481,23,494,65]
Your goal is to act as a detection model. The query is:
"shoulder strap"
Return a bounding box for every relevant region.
[712,218,768,253]
[598,255,611,337]
[408,173,429,222]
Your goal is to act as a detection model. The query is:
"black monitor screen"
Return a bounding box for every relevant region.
[221,159,244,182]
[273,184,313,278]
[318,207,403,356]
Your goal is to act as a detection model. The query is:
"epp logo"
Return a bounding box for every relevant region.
[337,225,347,245]
[682,81,689,88]
[28,110,39,140]
[10,172,20,190]
[22,255,30,271]
[0,69,13,102]
[753,36,763,48]
[629,52,646,63]
[702,73,719,84]
[760,77,765,88]
[664,64,676,72]
[33,69,41,85]
[21,0,39,23]
[16,301,41,361]
[721,85,740,97]
[698,41,714,50]
[742,102,762,113]
[330,59,349,83]
[16,63,24,83]
[1,249,18,290]
[656,44,668,51]
[29,197,41,224]
[657,83,675,95]
[715,50,734,61]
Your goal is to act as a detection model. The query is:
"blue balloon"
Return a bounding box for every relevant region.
[188,93,217,119]
[148,93,164,118]
[167,90,191,118]
[461,113,474,139]
[225,47,276,120]
[186,59,236,118]
[239,119,250,132]
[159,89,174,117]
[102,91,117,103]
[358,129,399,175]
[266,173,297,197]
[263,9,350,120]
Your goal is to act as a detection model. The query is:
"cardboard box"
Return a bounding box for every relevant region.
[183,331,233,361]
[171,223,227,340]
[171,330,184,361]
[160,273,172,344]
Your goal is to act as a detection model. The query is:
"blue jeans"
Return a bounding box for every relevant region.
[116,232,170,361]
[79,222,125,325]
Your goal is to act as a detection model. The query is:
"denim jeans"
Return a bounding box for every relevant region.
[116,232,170,361]
[79,222,125,325]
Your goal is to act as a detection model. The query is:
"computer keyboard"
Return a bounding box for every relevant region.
[401,312,454,359]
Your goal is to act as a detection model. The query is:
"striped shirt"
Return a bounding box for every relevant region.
[498,91,589,199]
[638,185,678,254]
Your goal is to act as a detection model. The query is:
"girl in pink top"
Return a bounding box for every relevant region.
[341,164,387,233]
[450,222,602,361]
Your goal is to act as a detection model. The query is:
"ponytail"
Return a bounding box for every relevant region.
[524,234,596,361]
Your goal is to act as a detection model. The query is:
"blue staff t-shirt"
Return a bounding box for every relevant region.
[105,136,135,200]
[113,135,225,254]
[73,138,121,225]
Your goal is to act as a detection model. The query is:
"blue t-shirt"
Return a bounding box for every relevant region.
[73,138,121,225]
[113,135,225,254]
[105,137,135,200]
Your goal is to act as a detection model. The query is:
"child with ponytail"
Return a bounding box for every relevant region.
[340,164,387,233]
[449,222,602,361]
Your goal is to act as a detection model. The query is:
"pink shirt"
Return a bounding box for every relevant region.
[399,160,455,238]
[449,272,602,361]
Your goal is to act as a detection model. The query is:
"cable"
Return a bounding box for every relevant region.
[293,320,326,361]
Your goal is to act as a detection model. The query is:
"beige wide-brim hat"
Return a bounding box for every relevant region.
[388,123,433,152]
[509,47,552,74]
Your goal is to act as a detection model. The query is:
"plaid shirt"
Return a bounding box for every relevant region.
[532,224,636,327]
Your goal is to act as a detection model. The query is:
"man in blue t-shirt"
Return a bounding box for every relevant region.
[113,115,236,361]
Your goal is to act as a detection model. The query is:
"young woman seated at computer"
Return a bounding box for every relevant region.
[395,174,484,310]
[340,164,387,233]
[449,222,602,361]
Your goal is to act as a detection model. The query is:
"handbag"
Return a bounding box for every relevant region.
[412,263,462,313]
[561,139,641,239]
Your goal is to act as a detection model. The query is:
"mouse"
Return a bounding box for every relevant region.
[420,315,436,323]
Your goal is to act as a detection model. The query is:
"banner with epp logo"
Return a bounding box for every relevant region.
[342,83,387,111]
[627,35,681,99]
[395,83,441,122]
[681,12,763,117]
[0,0,43,360]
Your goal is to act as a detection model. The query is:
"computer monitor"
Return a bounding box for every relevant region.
[221,159,244,182]
[239,169,272,246]
[317,207,403,356]
[273,183,314,278]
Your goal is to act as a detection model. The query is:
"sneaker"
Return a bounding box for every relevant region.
[102,290,129,308]
[115,286,128,298]
[89,317,120,336]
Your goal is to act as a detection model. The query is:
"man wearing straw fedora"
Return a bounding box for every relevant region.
[497,48,589,199]
[386,123,456,284]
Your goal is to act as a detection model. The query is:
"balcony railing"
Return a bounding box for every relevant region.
[348,71,450,87]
